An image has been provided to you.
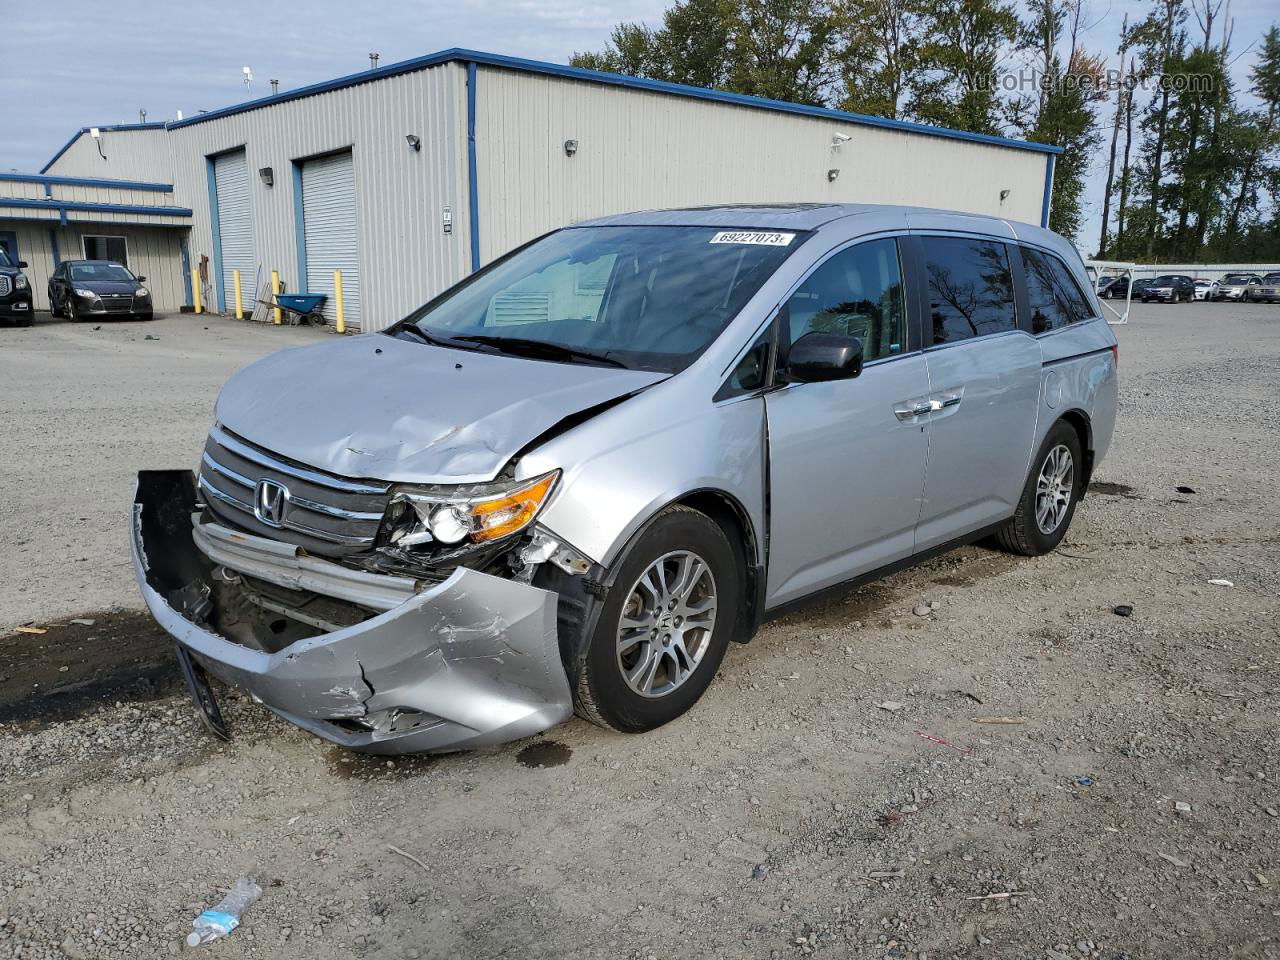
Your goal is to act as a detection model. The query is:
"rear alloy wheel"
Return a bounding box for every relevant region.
[575,505,739,733]
[994,421,1083,556]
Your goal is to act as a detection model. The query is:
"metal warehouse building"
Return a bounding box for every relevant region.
[15,48,1061,330]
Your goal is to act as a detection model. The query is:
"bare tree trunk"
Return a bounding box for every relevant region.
[1145,0,1180,260]
[1117,59,1136,248]
[1098,15,1128,258]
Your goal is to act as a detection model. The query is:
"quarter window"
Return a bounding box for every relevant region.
[1022,246,1093,333]
[781,237,905,363]
[921,236,1017,344]
[82,235,128,266]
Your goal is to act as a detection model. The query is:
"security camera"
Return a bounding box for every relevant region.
[831,133,852,146]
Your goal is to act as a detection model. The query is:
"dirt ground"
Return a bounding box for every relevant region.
[1,304,1277,960]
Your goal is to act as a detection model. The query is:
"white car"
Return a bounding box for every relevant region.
[1192,279,1217,301]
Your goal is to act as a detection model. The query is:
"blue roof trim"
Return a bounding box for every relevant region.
[0,198,192,217]
[1,172,173,193]
[163,48,1062,156]
[39,123,168,175]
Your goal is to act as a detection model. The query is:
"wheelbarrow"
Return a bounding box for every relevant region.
[257,292,328,326]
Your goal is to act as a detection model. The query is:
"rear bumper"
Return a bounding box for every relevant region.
[131,471,572,754]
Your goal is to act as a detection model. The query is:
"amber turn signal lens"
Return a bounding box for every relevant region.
[470,472,559,543]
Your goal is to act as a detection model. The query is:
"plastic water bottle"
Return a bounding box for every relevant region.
[187,877,262,947]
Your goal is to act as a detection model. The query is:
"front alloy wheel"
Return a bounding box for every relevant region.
[616,551,717,698]
[574,505,740,733]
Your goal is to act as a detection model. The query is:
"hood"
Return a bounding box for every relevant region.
[76,280,139,294]
[215,333,668,484]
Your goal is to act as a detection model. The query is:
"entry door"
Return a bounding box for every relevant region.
[301,151,360,329]
[911,234,1041,550]
[213,150,254,313]
[764,237,931,607]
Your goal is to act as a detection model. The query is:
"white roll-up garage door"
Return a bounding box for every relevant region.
[213,150,254,314]
[302,151,361,329]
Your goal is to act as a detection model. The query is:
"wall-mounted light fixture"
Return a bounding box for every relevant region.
[564,139,579,157]
[259,166,274,187]
[827,168,840,182]
[405,134,422,152]
[999,188,1011,202]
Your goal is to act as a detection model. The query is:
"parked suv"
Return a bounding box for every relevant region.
[0,246,33,325]
[1141,274,1194,303]
[1215,273,1262,301]
[132,205,1118,754]
[1247,273,1280,303]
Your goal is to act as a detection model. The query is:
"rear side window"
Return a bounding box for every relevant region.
[920,236,1017,345]
[1021,246,1094,333]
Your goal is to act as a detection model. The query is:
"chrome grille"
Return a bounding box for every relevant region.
[0,277,11,297]
[198,425,390,557]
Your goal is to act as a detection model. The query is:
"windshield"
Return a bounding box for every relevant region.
[396,225,805,372]
[1153,275,1180,285]
[1222,274,1254,283]
[0,249,10,267]
[71,263,135,283]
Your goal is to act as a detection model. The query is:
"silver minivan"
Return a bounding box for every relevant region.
[132,204,1118,753]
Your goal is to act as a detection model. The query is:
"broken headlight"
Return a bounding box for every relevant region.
[380,470,561,549]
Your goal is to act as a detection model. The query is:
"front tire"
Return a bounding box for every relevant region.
[994,422,1083,556]
[574,505,740,734]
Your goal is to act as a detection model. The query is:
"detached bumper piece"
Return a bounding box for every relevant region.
[131,471,572,754]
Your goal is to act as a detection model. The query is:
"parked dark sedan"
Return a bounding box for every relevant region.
[49,260,153,321]
[1141,274,1194,303]
[1098,275,1146,299]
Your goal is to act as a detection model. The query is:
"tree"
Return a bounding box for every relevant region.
[1013,0,1105,239]
[1222,27,1280,255]
[1097,14,1129,257]
[909,0,1023,134]
[832,0,923,118]
[570,0,836,104]
[1130,0,1187,258]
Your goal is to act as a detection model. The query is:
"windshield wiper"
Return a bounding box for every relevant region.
[450,335,629,368]
[392,324,460,348]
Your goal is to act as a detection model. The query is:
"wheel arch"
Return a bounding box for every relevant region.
[1057,408,1094,491]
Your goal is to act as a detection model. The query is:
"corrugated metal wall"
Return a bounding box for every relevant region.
[473,67,1048,263]
[167,63,469,330]
[41,127,175,182]
[0,219,186,311]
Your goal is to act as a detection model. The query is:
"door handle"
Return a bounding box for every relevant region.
[936,393,962,409]
[895,401,933,420]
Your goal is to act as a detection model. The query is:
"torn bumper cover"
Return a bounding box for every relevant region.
[130,471,572,754]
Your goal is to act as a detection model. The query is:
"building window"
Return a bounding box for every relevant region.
[82,235,129,266]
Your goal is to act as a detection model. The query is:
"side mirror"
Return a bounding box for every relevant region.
[785,331,864,383]
[16,261,27,269]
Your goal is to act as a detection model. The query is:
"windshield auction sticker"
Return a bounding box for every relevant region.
[709,231,796,246]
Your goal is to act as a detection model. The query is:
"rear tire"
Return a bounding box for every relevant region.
[994,421,1083,557]
[574,505,740,734]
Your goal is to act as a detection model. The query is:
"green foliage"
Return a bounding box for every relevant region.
[575,0,1280,257]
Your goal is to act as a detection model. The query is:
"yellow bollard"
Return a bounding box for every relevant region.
[271,271,282,325]
[233,270,244,320]
[192,268,202,314]
[333,270,345,334]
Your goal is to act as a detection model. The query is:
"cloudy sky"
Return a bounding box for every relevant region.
[2,0,1274,250]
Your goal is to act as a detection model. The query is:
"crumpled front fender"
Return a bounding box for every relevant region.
[131,470,573,754]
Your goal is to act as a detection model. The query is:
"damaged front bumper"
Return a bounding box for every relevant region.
[130,471,572,754]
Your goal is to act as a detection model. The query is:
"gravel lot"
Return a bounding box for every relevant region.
[1,304,1277,960]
